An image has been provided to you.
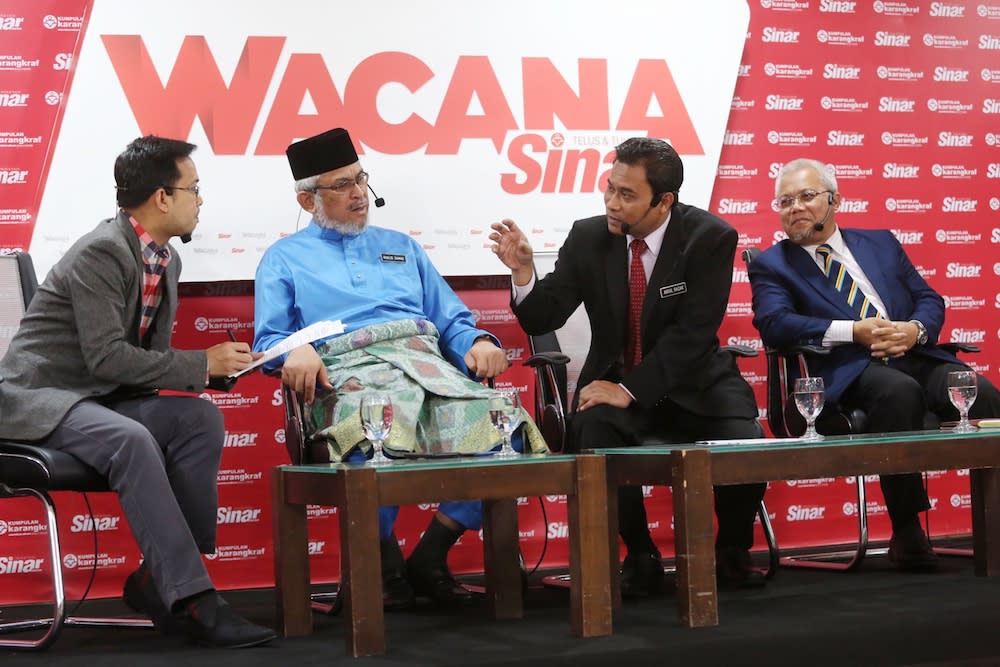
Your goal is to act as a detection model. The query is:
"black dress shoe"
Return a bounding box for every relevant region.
[406,560,477,607]
[716,546,767,590]
[179,593,278,649]
[621,550,670,599]
[888,530,939,573]
[383,573,417,610]
[121,566,182,635]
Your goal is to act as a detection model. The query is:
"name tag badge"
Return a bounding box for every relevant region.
[380,253,407,263]
[659,282,687,299]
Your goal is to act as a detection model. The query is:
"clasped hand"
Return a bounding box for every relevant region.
[853,318,920,359]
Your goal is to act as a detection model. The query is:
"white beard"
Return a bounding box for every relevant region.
[313,202,368,236]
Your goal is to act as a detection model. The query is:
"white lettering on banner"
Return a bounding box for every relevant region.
[769,131,817,146]
[878,97,916,112]
[785,478,836,488]
[0,55,41,71]
[829,164,873,179]
[738,233,763,246]
[760,0,810,10]
[731,268,750,284]
[938,132,974,147]
[981,35,1000,49]
[738,63,751,77]
[761,27,800,43]
[884,163,920,178]
[53,52,73,70]
[882,132,929,147]
[0,93,28,107]
[932,164,978,178]
[223,432,259,448]
[306,505,337,519]
[984,100,1000,114]
[980,5,1000,19]
[0,16,24,30]
[820,97,869,112]
[984,68,1000,82]
[0,132,43,147]
[951,493,972,508]
[877,65,924,81]
[874,1,920,16]
[946,263,983,278]
[993,228,1000,242]
[763,63,814,79]
[0,557,43,574]
[845,474,879,484]
[936,230,982,243]
[308,540,326,555]
[272,388,282,407]
[874,32,912,47]
[990,133,1000,147]
[942,197,978,212]
[70,515,121,533]
[951,329,987,343]
[885,198,934,213]
[934,66,970,81]
[723,131,755,145]
[547,522,569,539]
[62,553,127,570]
[730,96,755,111]
[890,229,924,244]
[996,294,1000,308]
[217,469,264,485]
[727,336,762,350]
[943,296,986,311]
[768,162,784,178]
[211,545,266,561]
[930,2,965,15]
[820,0,856,12]
[0,170,29,184]
[786,505,826,521]
[726,302,753,317]
[924,34,970,49]
[827,130,864,146]
[927,99,974,114]
[200,392,261,408]
[718,199,759,215]
[41,15,84,31]
[823,64,861,79]
[217,507,263,524]
[838,200,869,213]
[816,30,866,46]
[717,164,759,179]
[0,518,46,536]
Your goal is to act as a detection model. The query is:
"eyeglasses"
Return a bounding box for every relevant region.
[312,171,369,196]
[773,189,832,210]
[163,184,200,197]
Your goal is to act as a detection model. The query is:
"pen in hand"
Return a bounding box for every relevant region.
[227,329,238,343]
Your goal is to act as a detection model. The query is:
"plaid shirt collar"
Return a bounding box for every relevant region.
[128,216,172,266]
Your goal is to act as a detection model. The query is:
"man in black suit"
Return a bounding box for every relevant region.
[490,137,767,593]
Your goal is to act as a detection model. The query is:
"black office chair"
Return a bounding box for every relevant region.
[524,329,780,584]
[0,253,153,650]
[741,247,978,570]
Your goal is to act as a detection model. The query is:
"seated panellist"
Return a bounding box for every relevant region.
[0,135,276,648]
[253,127,545,610]
[491,137,768,594]
[748,157,1000,572]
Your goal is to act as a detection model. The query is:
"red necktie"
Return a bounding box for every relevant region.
[625,239,648,372]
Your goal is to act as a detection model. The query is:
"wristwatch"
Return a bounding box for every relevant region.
[910,319,928,345]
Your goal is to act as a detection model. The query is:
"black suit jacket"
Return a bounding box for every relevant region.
[514,203,757,419]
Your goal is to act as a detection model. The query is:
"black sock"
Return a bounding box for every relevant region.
[407,518,463,571]
[381,534,406,578]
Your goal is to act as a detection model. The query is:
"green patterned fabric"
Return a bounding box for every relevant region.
[306,318,547,462]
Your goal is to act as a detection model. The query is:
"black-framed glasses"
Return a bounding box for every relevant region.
[163,184,200,197]
[312,171,369,196]
[773,189,832,210]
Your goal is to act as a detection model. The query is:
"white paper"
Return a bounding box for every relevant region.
[228,320,345,378]
[694,437,805,446]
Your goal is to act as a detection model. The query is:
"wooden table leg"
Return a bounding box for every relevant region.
[568,454,612,637]
[339,467,385,657]
[482,497,523,620]
[671,449,718,627]
[271,468,312,637]
[970,466,1000,576]
[606,472,622,610]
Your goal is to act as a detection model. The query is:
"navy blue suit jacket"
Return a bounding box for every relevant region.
[748,228,959,404]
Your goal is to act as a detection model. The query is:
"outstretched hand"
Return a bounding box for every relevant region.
[489,219,535,285]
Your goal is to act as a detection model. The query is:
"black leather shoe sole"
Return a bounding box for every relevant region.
[406,564,477,607]
[122,570,183,635]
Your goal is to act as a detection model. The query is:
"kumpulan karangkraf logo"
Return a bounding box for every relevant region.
[101,36,706,196]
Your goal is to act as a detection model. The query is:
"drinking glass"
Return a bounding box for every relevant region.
[360,393,393,465]
[793,377,825,441]
[947,370,978,433]
[489,390,521,458]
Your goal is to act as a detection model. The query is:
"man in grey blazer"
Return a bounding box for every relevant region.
[0,136,276,648]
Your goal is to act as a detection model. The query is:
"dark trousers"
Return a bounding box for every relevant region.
[839,355,1000,527]
[569,400,767,554]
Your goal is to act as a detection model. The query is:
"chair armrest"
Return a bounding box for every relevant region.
[773,343,831,357]
[524,351,571,368]
[721,344,759,359]
[939,342,980,355]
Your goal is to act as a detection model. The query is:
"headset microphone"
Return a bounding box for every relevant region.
[812,192,836,232]
[180,234,192,244]
[620,223,631,236]
[367,183,386,208]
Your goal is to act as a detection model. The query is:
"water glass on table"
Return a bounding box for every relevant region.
[489,390,521,457]
[360,393,394,465]
[793,376,825,441]
[947,370,978,433]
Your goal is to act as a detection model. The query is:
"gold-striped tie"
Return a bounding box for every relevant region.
[815,244,882,320]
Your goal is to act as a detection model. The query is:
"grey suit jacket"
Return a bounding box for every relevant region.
[0,212,208,441]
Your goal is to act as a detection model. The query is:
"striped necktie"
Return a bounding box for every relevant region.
[815,244,882,320]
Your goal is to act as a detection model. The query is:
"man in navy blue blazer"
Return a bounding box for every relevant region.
[748,158,1000,572]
